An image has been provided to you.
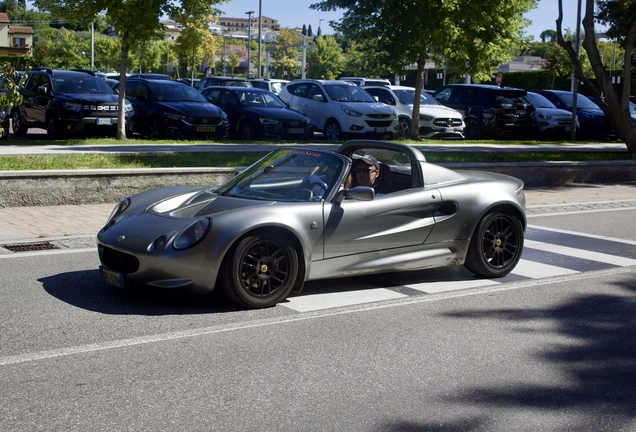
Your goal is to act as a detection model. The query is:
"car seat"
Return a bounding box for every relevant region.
[376,163,394,194]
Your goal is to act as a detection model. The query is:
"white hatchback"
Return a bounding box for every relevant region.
[365,85,465,139]
[278,80,398,140]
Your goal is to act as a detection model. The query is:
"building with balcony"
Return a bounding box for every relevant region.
[0,13,33,57]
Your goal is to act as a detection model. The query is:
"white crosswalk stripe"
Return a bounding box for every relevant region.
[524,240,636,267]
[280,230,636,313]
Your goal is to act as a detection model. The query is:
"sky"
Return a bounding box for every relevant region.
[217,0,598,40]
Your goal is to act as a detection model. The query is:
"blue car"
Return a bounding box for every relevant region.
[119,78,229,140]
[533,90,615,140]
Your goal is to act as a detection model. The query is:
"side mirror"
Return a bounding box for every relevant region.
[335,186,375,203]
[312,94,325,102]
[136,94,148,103]
[386,97,396,106]
[37,86,48,95]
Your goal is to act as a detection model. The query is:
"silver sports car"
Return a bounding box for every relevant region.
[97,141,526,308]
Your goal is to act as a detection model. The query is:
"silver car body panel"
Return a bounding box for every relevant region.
[97,141,526,297]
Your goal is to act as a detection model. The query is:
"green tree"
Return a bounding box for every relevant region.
[173,12,221,82]
[34,0,226,139]
[227,50,239,76]
[307,35,343,79]
[302,24,307,36]
[311,0,536,139]
[307,24,313,37]
[540,29,557,43]
[340,38,389,78]
[271,28,302,78]
[556,0,636,152]
[0,62,25,138]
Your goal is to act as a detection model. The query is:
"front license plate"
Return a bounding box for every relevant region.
[565,126,572,131]
[287,128,305,134]
[197,126,216,132]
[516,110,526,115]
[95,118,113,125]
[100,266,125,288]
[374,127,387,133]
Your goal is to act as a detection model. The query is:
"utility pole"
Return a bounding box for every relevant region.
[245,10,254,79]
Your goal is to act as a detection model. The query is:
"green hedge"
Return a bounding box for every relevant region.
[0,56,32,72]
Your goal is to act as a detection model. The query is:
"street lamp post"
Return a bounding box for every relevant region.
[257,0,262,78]
[319,19,324,35]
[246,10,255,78]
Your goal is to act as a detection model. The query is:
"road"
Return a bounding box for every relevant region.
[1,201,636,430]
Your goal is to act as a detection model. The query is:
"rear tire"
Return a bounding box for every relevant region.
[464,212,524,278]
[221,230,299,308]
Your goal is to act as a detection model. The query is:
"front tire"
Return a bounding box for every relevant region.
[12,110,28,136]
[148,120,163,140]
[464,117,483,140]
[221,230,299,308]
[464,212,524,278]
[397,118,411,139]
[324,119,343,141]
[47,116,64,140]
[238,120,256,140]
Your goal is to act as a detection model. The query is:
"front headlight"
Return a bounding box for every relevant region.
[173,218,211,250]
[341,106,362,117]
[107,198,130,221]
[538,113,552,120]
[419,114,433,121]
[63,102,82,112]
[259,118,279,125]
[124,101,133,112]
[165,112,186,121]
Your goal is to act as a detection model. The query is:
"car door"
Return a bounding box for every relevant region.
[321,189,440,259]
[217,89,240,131]
[23,74,49,125]
[297,83,329,130]
[125,81,151,134]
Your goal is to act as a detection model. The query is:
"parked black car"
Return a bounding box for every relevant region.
[432,84,535,140]
[533,90,614,140]
[201,86,311,140]
[0,77,10,139]
[120,78,229,139]
[195,76,251,91]
[12,68,133,139]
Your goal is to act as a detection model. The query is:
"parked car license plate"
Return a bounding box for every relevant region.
[197,126,216,132]
[516,110,526,115]
[95,118,113,125]
[287,128,305,134]
[100,266,125,288]
[374,127,387,133]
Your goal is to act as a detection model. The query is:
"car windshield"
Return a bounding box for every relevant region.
[53,77,114,94]
[215,149,345,202]
[324,84,376,102]
[393,89,440,106]
[556,93,600,109]
[236,90,287,108]
[527,92,557,108]
[150,83,207,102]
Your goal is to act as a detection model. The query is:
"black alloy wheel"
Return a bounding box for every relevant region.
[464,212,524,278]
[222,230,299,308]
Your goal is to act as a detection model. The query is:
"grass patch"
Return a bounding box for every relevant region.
[0,151,630,170]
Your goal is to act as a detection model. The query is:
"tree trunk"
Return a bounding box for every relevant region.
[409,58,426,140]
[116,36,130,140]
[556,0,636,153]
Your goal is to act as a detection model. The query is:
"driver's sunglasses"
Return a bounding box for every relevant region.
[354,168,378,175]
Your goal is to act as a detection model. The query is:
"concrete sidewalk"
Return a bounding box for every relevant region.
[0,182,635,243]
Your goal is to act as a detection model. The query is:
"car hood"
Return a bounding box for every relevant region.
[98,188,274,250]
[157,102,223,116]
[410,104,463,117]
[536,107,573,117]
[57,93,119,103]
[341,101,395,115]
[240,106,309,121]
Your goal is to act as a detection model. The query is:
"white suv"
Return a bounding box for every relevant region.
[278,79,398,140]
[364,85,465,139]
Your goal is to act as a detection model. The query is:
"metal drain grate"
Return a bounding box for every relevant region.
[2,242,60,252]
